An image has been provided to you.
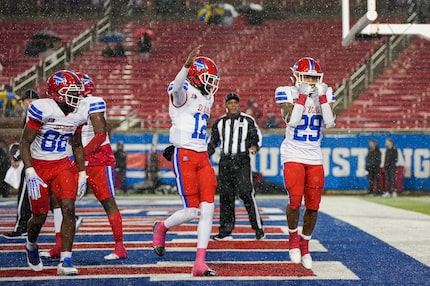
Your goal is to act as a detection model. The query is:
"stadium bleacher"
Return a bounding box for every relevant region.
[67,19,385,129]
[335,37,430,130]
[0,20,96,85]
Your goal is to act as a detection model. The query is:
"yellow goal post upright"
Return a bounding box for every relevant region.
[341,0,430,47]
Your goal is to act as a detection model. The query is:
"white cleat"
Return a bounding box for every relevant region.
[301,253,313,270]
[26,247,43,272]
[289,248,301,264]
[57,258,78,275]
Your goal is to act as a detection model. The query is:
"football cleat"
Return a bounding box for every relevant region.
[40,247,61,259]
[289,248,301,264]
[26,246,43,272]
[152,222,167,256]
[256,229,265,240]
[300,236,312,269]
[301,253,313,270]
[57,257,78,275]
[104,243,128,260]
[212,233,233,241]
[192,264,217,277]
[3,231,27,239]
[288,231,301,264]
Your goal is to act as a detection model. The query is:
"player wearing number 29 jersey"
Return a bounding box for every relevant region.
[275,57,335,271]
[152,46,220,277]
[275,85,335,165]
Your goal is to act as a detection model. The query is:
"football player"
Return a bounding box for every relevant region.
[275,57,335,270]
[152,46,220,276]
[40,72,128,261]
[20,70,88,275]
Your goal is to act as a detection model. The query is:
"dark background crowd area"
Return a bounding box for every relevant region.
[0,0,409,22]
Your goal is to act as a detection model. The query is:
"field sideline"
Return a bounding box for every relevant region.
[361,195,430,215]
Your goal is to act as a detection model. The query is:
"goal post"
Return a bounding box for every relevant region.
[342,0,430,47]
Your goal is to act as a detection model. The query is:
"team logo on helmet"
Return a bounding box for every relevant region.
[53,73,67,85]
[194,59,207,71]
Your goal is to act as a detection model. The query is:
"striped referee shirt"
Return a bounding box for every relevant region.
[208,112,262,157]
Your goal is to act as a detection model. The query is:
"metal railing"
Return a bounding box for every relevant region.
[10,1,112,96]
[333,34,413,115]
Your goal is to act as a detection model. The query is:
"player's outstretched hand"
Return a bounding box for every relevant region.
[25,167,47,200]
[77,171,88,200]
[184,45,201,68]
[298,83,312,96]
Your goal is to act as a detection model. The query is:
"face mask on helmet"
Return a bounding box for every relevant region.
[47,70,84,108]
[187,57,220,99]
[291,57,323,87]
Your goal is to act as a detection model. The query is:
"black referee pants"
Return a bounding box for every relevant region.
[14,168,31,233]
[217,155,263,235]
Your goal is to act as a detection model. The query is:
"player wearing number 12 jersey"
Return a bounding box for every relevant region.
[152,46,220,277]
[20,70,88,275]
[275,57,335,270]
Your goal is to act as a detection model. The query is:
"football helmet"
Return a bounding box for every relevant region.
[291,57,323,87]
[75,72,95,97]
[46,70,84,108]
[187,56,220,98]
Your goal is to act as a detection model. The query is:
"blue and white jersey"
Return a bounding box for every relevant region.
[275,85,335,165]
[78,96,110,147]
[168,80,213,152]
[27,98,87,160]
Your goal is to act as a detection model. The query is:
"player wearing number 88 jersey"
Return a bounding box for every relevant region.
[152,46,219,277]
[275,57,335,271]
[20,70,88,275]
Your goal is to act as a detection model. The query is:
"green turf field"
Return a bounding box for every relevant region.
[361,196,430,215]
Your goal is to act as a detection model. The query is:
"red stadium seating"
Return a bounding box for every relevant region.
[0,20,96,85]
[336,38,430,130]
[68,20,385,129]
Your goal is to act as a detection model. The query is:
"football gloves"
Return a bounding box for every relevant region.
[25,167,47,200]
[77,171,88,200]
[163,145,175,161]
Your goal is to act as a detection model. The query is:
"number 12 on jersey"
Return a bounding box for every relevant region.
[192,113,209,140]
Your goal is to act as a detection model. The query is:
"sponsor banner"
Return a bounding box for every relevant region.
[111,133,430,191]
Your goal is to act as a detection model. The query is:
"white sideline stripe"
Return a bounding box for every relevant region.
[0,261,358,282]
[150,261,358,281]
[320,196,430,267]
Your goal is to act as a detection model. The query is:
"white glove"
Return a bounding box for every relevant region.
[77,171,88,200]
[298,83,312,96]
[25,167,47,200]
[316,83,328,96]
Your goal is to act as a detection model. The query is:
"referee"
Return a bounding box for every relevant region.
[2,89,39,238]
[208,93,264,240]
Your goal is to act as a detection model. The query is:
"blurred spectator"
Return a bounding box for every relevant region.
[365,139,382,195]
[0,138,10,198]
[102,43,114,57]
[245,99,263,126]
[138,32,152,57]
[265,114,280,128]
[17,89,40,121]
[2,85,19,117]
[114,141,127,193]
[113,42,126,57]
[383,138,398,197]
[24,40,47,57]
